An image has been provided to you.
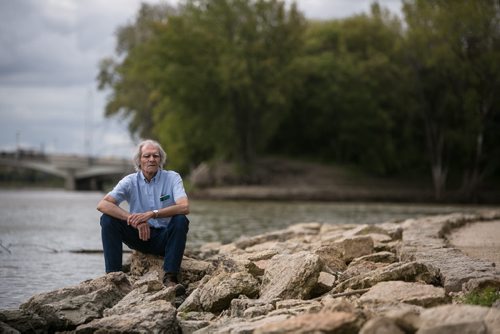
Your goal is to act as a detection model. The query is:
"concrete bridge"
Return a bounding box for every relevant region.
[0,150,135,191]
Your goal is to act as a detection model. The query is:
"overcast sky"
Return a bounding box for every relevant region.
[0,0,402,158]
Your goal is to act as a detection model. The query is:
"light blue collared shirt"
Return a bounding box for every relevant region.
[108,169,188,228]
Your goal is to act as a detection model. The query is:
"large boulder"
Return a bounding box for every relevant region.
[333,261,441,293]
[360,317,406,334]
[75,300,178,334]
[19,272,132,331]
[0,309,47,334]
[359,281,448,307]
[314,244,347,272]
[198,271,260,312]
[129,251,214,286]
[254,311,363,334]
[179,271,260,313]
[417,304,500,334]
[333,235,375,262]
[103,271,175,316]
[75,271,177,333]
[260,252,322,300]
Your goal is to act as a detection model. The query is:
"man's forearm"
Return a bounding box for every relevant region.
[97,200,130,221]
[156,200,189,218]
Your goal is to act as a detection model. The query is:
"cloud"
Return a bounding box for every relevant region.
[0,0,146,157]
[286,0,402,19]
[0,0,404,159]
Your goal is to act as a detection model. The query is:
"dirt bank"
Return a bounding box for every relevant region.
[189,157,500,203]
[189,157,435,202]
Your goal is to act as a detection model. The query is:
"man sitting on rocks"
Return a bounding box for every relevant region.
[97,139,190,295]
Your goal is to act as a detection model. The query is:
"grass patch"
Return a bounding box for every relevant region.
[461,287,499,307]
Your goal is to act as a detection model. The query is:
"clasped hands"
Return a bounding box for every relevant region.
[127,212,154,241]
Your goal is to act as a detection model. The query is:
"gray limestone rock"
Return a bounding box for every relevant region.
[75,300,178,334]
[349,251,398,266]
[0,321,20,334]
[0,309,47,333]
[334,261,441,293]
[359,281,448,307]
[129,251,214,286]
[360,317,405,334]
[253,311,363,334]
[260,251,322,301]
[335,235,375,262]
[314,244,347,272]
[311,271,337,296]
[230,297,277,318]
[19,272,132,331]
[417,304,500,334]
[193,271,260,313]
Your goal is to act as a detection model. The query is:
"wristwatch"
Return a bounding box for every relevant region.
[153,210,159,218]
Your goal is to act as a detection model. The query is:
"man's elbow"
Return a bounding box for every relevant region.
[181,203,190,215]
[96,200,106,213]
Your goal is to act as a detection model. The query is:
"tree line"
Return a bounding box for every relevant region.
[98,0,500,201]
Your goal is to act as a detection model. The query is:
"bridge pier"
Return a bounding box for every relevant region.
[75,177,102,191]
[64,170,76,191]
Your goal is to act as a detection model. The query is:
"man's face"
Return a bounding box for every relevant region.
[140,144,161,175]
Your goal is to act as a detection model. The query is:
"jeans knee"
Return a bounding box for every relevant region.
[170,215,189,233]
[100,214,115,230]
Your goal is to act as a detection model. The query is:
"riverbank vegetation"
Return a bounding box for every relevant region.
[460,287,500,307]
[97,0,500,202]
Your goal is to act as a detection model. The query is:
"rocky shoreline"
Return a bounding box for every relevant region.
[2,212,500,333]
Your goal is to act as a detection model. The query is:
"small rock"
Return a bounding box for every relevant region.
[312,271,337,296]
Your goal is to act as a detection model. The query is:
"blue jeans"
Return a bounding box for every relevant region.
[100,214,189,274]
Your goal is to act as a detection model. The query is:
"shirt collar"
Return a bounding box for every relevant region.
[140,170,161,184]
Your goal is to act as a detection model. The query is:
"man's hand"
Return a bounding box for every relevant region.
[127,212,153,228]
[137,222,151,241]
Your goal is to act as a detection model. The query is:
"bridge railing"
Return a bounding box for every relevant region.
[0,149,49,162]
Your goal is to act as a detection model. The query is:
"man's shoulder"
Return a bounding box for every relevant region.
[160,169,181,178]
[115,172,140,186]
[122,171,140,180]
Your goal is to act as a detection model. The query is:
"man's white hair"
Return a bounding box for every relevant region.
[132,139,167,171]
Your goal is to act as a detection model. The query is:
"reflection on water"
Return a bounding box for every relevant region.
[0,189,497,309]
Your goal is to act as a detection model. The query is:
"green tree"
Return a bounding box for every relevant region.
[161,0,305,174]
[98,0,305,174]
[403,0,500,200]
[271,3,412,176]
[97,3,175,139]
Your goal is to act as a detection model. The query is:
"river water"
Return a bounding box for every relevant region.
[0,189,497,309]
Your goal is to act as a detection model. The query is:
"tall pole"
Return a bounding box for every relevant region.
[84,88,93,160]
[15,131,20,159]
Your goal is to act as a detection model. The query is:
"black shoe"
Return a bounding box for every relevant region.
[163,273,186,296]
